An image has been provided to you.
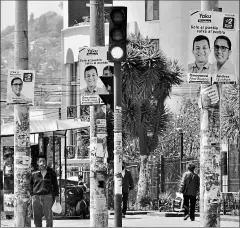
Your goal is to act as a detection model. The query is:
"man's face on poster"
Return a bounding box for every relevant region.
[84,68,98,88]
[11,78,23,96]
[103,69,113,76]
[192,39,210,64]
[214,38,232,65]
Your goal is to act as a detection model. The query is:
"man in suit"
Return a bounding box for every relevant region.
[122,161,134,218]
[179,162,200,221]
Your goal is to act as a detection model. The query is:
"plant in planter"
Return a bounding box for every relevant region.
[158,190,174,212]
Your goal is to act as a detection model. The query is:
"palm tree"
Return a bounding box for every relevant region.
[122,33,183,205]
[221,84,239,140]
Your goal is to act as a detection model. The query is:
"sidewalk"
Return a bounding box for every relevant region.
[1,212,239,227]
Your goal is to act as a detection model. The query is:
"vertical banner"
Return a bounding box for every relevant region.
[187,11,238,84]
[79,46,113,106]
[7,69,35,105]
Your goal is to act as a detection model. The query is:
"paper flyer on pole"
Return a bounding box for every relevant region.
[79,46,113,105]
[7,69,35,105]
[187,11,238,84]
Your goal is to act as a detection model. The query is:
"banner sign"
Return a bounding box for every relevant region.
[79,46,113,105]
[7,69,35,105]
[187,11,238,84]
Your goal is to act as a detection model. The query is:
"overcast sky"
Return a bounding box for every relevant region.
[1,1,62,31]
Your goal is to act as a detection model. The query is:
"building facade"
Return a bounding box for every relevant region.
[61,1,239,190]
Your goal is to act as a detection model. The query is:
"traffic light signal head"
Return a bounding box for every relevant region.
[99,75,114,110]
[108,7,127,62]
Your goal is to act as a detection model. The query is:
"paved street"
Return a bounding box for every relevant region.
[1,214,239,227]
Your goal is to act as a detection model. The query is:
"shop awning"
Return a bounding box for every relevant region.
[0,119,90,137]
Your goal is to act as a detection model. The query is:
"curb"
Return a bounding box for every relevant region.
[109,211,150,215]
[148,212,239,222]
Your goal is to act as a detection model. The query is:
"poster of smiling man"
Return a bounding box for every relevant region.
[79,46,113,106]
[187,11,238,84]
[7,70,35,105]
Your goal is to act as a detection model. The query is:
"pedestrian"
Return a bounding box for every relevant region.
[122,161,134,218]
[179,162,200,221]
[30,154,59,227]
[78,175,88,192]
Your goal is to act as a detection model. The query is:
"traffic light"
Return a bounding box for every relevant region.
[108,6,127,62]
[99,76,114,110]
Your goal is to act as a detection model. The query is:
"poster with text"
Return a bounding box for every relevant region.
[187,11,238,84]
[79,46,113,105]
[7,69,35,105]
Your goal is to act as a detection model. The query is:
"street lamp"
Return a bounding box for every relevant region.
[176,128,183,174]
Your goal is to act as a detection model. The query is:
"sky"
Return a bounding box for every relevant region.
[1,1,62,31]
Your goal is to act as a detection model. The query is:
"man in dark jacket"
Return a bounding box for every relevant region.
[30,154,59,227]
[122,161,134,218]
[179,162,200,221]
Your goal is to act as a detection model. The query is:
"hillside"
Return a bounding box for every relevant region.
[1,11,63,122]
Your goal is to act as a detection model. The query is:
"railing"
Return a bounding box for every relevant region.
[221,192,239,215]
[66,145,89,159]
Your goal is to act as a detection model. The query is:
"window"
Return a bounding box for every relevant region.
[70,62,78,105]
[145,0,159,21]
[151,39,159,50]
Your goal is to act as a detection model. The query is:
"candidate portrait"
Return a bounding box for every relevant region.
[80,65,107,96]
[213,35,235,75]
[188,35,214,74]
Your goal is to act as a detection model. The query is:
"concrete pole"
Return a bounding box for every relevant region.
[13,0,31,227]
[89,0,108,227]
[200,1,221,227]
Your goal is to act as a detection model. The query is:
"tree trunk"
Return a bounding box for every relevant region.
[135,103,150,208]
[136,155,149,207]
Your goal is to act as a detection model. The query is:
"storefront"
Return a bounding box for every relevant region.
[0,119,90,218]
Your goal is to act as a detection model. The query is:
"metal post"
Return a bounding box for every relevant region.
[13,1,31,226]
[200,1,221,226]
[64,134,67,216]
[180,132,183,174]
[114,62,123,227]
[160,155,164,193]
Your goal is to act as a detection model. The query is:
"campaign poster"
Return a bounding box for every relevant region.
[187,11,238,84]
[7,69,35,105]
[79,46,113,105]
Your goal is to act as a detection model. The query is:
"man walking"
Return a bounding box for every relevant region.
[179,163,200,221]
[122,161,134,218]
[30,154,59,227]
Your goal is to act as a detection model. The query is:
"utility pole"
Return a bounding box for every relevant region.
[200,1,221,227]
[113,61,123,227]
[89,0,108,227]
[14,0,31,227]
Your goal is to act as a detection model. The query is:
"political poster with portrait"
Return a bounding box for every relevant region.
[79,46,113,105]
[7,69,35,105]
[187,11,238,84]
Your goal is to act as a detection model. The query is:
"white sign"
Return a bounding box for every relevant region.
[7,69,35,105]
[187,11,238,84]
[96,119,106,127]
[201,84,219,105]
[79,46,113,105]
